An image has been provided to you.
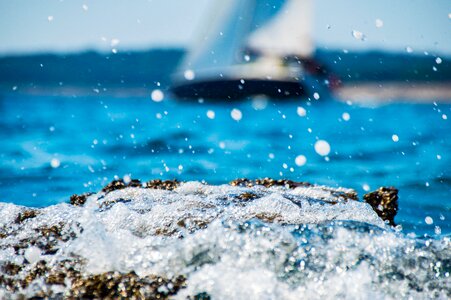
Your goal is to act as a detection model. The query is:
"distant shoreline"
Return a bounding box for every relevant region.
[336,82,451,103]
[0,83,154,98]
[2,82,450,103]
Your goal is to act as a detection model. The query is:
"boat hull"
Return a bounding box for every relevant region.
[171,78,307,100]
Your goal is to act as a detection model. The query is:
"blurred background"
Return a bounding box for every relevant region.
[0,0,449,235]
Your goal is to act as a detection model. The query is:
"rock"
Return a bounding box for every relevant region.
[364,187,398,226]
[235,192,260,201]
[101,179,144,194]
[230,177,312,189]
[102,179,128,193]
[15,210,38,224]
[70,192,94,206]
[145,179,180,190]
[0,262,22,276]
[190,292,212,299]
[68,271,186,299]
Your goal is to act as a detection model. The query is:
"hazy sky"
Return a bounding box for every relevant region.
[0,0,450,55]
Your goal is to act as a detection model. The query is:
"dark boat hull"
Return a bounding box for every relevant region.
[170,78,307,100]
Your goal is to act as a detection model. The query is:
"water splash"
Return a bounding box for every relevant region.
[1,181,448,298]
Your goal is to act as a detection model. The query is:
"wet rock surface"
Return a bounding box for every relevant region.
[0,257,186,299]
[102,179,134,193]
[69,272,186,299]
[14,210,38,224]
[230,178,312,189]
[363,187,398,225]
[1,179,448,299]
[145,179,180,191]
[70,192,94,206]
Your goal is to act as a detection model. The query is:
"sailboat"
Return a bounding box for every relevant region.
[170,0,336,100]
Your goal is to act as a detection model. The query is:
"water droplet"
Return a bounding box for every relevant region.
[251,97,268,110]
[436,57,442,64]
[313,92,320,100]
[425,216,433,225]
[184,69,195,80]
[244,54,250,62]
[47,16,54,22]
[50,158,60,168]
[405,46,413,53]
[436,154,442,160]
[110,38,120,47]
[375,19,384,28]
[297,107,306,117]
[392,134,399,142]
[24,246,42,264]
[82,4,88,11]
[351,30,365,41]
[295,155,307,166]
[442,114,448,120]
[314,140,331,156]
[434,226,441,235]
[342,112,350,121]
[151,89,164,102]
[231,108,242,121]
[123,175,131,184]
[362,184,370,192]
[206,110,215,119]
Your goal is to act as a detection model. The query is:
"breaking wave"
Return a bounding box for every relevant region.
[0,180,449,299]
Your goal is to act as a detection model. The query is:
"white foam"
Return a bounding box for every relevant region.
[0,182,449,298]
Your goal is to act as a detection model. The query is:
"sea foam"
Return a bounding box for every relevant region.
[0,181,449,299]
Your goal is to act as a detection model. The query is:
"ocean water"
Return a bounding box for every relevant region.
[0,90,450,298]
[1,92,449,235]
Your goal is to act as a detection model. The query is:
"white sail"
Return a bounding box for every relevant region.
[183,0,255,71]
[247,0,314,58]
[182,0,297,72]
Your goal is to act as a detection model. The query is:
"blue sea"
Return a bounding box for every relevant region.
[0,90,449,236]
